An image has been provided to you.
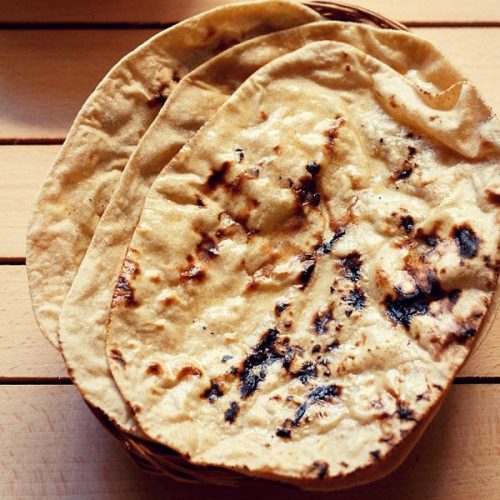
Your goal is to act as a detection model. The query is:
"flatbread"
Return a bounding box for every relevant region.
[106,40,500,489]
[59,20,469,436]
[26,0,320,348]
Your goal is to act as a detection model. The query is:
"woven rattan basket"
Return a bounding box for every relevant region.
[90,1,410,488]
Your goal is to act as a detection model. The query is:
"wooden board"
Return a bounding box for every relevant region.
[0,266,67,379]
[0,384,498,499]
[2,0,500,24]
[0,30,153,140]
[0,145,58,258]
[0,28,498,140]
[1,265,498,379]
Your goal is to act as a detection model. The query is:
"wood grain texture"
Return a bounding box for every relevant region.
[0,266,66,378]
[0,28,498,140]
[0,384,498,499]
[1,0,499,24]
[0,30,154,140]
[0,265,498,379]
[0,145,59,258]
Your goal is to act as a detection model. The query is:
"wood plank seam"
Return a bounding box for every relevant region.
[0,21,500,29]
[0,258,26,265]
[0,138,65,145]
[0,378,72,385]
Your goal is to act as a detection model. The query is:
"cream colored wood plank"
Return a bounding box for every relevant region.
[0,266,66,378]
[0,28,498,139]
[0,264,498,378]
[2,0,500,23]
[0,384,498,499]
[0,29,155,139]
[0,145,59,258]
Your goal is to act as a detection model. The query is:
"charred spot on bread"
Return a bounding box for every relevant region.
[299,259,316,288]
[313,307,333,335]
[453,224,479,259]
[396,164,413,180]
[275,302,290,316]
[393,145,418,180]
[443,323,477,348]
[195,195,205,207]
[309,460,329,479]
[293,402,309,426]
[276,427,292,439]
[309,384,342,402]
[400,215,414,234]
[341,252,362,282]
[317,228,346,255]
[235,147,244,162]
[204,161,231,191]
[293,361,318,385]
[202,380,224,403]
[113,258,140,307]
[239,329,284,399]
[180,265,206,283]
[384,274,450,328]
[325,340,340,352]
[113,275,138,307]
[292,175,321,207]
[224,402,240,423]
[395,404,416,421]
[306,161,320,176]
[196,233,219,261]
[109,348,126,367]
[324,116,345,156]
[342,287,366,311]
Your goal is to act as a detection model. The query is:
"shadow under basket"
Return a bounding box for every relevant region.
[90,1,412,489]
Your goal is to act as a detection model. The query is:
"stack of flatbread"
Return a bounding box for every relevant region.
[26,0,500,490]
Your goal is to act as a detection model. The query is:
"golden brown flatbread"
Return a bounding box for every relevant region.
[106,40,500,488]
[59,20,469,436]
[26,0,320,348]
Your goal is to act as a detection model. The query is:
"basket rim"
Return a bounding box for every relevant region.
[304,1,409,31]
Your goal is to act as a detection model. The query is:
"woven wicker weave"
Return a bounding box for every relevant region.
[90,1,409,488]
